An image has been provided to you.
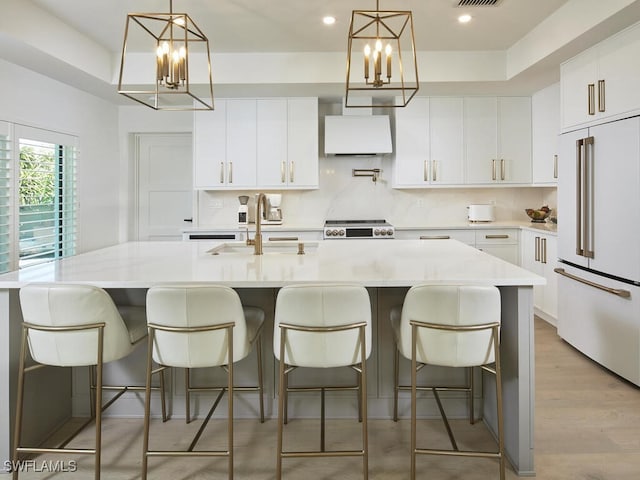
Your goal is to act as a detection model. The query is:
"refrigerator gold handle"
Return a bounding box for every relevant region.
[588,84,595,115]
[554,268,631,298]
[584,137,595,259]
[598,80,606,113]
[575,139,584,256]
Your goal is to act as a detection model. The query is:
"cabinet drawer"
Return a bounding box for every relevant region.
[417,229,475,245]
[475,229,519,245]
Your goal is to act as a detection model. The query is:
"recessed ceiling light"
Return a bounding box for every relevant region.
[458,14,472,23]
[323,16,336,25]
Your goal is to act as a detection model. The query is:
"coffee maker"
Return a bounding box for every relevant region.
[237,195,250,225]
[264,194,283,224]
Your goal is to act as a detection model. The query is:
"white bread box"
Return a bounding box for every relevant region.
[467,204,494,222]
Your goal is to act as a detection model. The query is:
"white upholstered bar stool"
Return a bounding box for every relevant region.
[273,284,372,480]
[142,284,265,480]
[13,283,166,480]
[390,285,505,480]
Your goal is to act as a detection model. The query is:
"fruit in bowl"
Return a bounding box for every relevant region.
[525,206,551,223]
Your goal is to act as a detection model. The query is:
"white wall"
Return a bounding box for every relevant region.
[0,59,120,253]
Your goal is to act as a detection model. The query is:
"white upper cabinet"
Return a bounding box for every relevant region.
[286,97,319,188]
[429,97,464,185]
[465,97,532,185]
[194,97,319,190]
[561,21,640,131]
[393,97,464,187]
[393,97,430,187]
[532,83,560,184]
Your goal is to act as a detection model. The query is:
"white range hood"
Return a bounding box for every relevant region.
[324,115,392,156]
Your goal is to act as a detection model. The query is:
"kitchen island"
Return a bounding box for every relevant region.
[0,239,544,476]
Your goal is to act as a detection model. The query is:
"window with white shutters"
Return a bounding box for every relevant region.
[0,122,11,273]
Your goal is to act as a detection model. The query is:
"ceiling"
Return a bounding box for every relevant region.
[6,0,640,102]
[32,0,570,54]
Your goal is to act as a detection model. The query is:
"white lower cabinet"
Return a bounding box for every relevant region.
[521,230,557,322]
[475,228,520,265]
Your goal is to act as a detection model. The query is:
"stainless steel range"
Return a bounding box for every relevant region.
[323,219,395,239]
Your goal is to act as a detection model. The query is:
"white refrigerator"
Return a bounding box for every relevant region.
[557,116,640,386]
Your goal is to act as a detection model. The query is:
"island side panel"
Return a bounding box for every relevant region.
[484,285,535,476]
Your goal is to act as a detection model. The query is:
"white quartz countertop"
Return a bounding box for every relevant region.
[0,239,545,289]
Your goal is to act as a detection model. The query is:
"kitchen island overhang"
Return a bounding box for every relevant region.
[0,239,544,476]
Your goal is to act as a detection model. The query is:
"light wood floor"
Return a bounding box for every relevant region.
[12,318,640,479]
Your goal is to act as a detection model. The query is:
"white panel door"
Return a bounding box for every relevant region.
[560,49,597,130]
[532,83,560,184]
[498,97,532,184]
[226,99,257,188]
[137,134,193,241]
[193,100,226,188]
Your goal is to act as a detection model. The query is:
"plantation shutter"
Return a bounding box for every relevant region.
[0,122,11,273]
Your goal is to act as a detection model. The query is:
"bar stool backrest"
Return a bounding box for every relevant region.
[146,285,248,368]
[398,285,501,367]
[274,284,372,368]
[19,283,135,367]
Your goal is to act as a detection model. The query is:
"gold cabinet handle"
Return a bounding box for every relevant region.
[553,154,558,179]
[228,161,233,183]
[588,83,595,115]
[433,160,438,182]
[500,158,505,181]
[485,234,509,239]
[220,162,224,183]
[290,161,294,183]
[598,79,606,112]
[281,161,286,183]
[492,159,496,181]
[268,236,299,242]
[554,268,631,298]
[420,235,451,240]
[535,236,540,262]
[424,160,429,182]
[541,237,547,264]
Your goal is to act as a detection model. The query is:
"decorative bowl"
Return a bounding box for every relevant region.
[525,207,551,223]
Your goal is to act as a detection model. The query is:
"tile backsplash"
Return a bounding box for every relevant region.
[197,154,556,227]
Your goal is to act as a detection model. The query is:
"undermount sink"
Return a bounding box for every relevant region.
[208,241,318,256]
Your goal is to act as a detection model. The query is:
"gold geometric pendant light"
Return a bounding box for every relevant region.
[118,0,214,110]
[346,0,419,108]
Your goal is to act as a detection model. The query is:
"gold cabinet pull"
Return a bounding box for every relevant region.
[492,159,496,181]
[424,160,429,182]
[290,161,294,183]
[553,154,558,179]
[554,268,631,298]
[228,161,233,183]
[500,158,505,180]
[420,235,450,240]
[281,161,286,183]
[535,236,540,262]
[485,234,509,239]
[598,79,606,112]
[588,83,595,115]
[541,237,547,264]
[220,162,224,183]
[433,160,438,182]
[268,236,299,242]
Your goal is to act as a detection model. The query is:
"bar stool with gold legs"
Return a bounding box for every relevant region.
[142,284,265,480]
[391,285,505,480]
[13,283,167,480]
[274,284,371,480]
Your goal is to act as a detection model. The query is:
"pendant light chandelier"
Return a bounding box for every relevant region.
[118,0,214,110]
[345,0,419,108]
